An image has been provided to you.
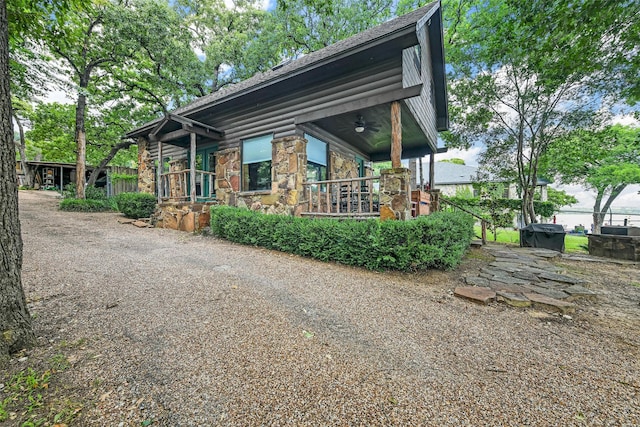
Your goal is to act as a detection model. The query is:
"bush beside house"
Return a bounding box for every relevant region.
[59,184,114,212]
[114,193,156,219]
[210,206,474,271]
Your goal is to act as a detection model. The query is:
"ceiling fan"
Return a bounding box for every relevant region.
[354,114,380,134]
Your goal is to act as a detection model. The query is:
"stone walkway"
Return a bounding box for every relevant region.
[455,245,598,313]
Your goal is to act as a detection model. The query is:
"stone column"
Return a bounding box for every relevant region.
[271,136,307,215]
[169,159,187,199]
[137,137,154,194]
[379,167,411,220]
[215,148,240,206]
[429,189,440,213]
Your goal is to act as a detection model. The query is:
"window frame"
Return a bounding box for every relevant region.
[242,134,273,192]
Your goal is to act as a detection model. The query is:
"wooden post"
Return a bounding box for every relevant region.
[156,139,163,203]
[429,151,435,190]
[190,132,196,203]
[59,166,63,193]
[390,101,401,168]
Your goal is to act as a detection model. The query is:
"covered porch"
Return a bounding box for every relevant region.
[128,2,449,229]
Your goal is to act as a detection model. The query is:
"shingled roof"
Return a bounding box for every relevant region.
[127,1,441,136]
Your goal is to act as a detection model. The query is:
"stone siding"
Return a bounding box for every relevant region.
[137,137,154,194]
[379,168,411,221]
[168,159,187,199]
[330,151,358,179]
[236,136,307,216]
[215,148,240,206]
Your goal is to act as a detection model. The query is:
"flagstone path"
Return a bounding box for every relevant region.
[455,246,599,313]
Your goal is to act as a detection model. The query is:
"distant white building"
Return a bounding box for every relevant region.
[412,161,548,201]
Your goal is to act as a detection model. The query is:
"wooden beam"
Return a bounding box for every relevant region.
[169,114,223,134]
[391,101,401,168]
[157,140,163,203]
[190,132,196,203]
[149,117,168,137]
[159,129,189,143]
[182,124,223,140]
[295,84,422,124]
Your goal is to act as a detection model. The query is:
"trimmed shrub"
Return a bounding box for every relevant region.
[59,198,113,212]
[62,184,108,200]
[210,206,474,271]
[114,192,157,219]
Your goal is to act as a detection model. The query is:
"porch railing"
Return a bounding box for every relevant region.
[159,169,215,202]
[301,176,380,218]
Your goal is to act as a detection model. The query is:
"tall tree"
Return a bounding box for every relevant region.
[175,0,280,94]
[274,0,393,57]
[543,125,640,233]
[44,1,115,198]
[1,0,36,357]
[438,0,639,225]
[44,0,205,195]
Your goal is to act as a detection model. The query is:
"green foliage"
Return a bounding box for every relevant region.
[273,0,392,57]
[110,172,137,183]
[439,158,465,165]
[446,196,555,222]
[439,0,639,223]
[59,198,113,212]
[114,192,156,219]
[210,206,475,271]
[0,362,83,426]
[24,101,140,168]
[0,368,51,423]
[540,187,578,210]
[62,184,107,200]
[24,102,76,163]
[543,125,640,228]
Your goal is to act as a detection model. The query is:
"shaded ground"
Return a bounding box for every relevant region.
[2,190,639,426]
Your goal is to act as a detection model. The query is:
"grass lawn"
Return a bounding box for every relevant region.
[474,226,589,254]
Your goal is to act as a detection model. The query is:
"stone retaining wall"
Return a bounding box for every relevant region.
[588,234,640,261]
[154,202,218,232]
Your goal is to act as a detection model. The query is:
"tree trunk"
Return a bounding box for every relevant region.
[0,1,36,357]
[12,112,34,187]
[521,187,534,225]
[592,184,627,234]
[87,139,134,186]
[75,88,87,199]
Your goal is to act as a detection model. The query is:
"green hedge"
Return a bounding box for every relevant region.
[210,206,475,271]
[59,198,113,212]
[114,192,157,219]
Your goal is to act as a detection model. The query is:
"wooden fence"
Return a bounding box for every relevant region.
[106,166,138,196]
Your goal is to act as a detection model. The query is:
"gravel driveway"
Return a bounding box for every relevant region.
[12,190,640,426]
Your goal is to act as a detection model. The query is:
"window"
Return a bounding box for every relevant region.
[305,134,327,183]
[242,135,272,191]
